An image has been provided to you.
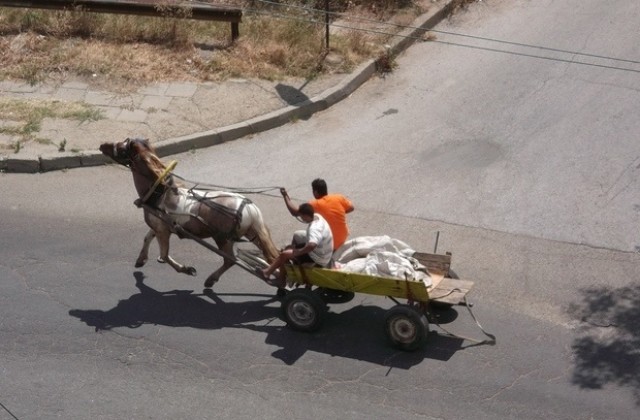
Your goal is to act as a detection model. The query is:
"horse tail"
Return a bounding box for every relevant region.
[246,203,279,263]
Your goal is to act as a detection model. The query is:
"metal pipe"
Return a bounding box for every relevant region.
[0,0,242,23]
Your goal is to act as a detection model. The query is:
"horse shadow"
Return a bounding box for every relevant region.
[69,272,467,369]
[69,272,280,332]
[568,284,640,405]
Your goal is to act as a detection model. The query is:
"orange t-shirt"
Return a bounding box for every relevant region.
[309,194,353,250]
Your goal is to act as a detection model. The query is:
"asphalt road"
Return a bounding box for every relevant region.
[1,0,639,419]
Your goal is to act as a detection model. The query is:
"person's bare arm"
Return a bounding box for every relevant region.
[292,241,317,258]
[344,196,354,214]
[281,188,301,216]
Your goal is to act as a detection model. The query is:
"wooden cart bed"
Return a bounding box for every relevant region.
[284,251,473,305]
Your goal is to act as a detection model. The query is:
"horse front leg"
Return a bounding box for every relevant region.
[156,229,197,277]
[204,240,235,288]
[135,229,156,267]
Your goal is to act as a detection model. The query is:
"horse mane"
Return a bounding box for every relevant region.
[133,140,181,188]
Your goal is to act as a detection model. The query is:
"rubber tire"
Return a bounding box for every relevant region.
[282,288,326,332]
[384,305,429,351]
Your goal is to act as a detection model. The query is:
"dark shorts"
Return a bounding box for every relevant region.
[293,253,314,265]
[291,238,325,267]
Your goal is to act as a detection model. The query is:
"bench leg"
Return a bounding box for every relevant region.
[231,22,239,41]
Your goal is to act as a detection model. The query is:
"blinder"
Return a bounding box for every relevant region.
[113,137,146,167]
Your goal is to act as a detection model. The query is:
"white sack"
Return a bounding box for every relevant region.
[334,235,416,263]
[333,236,431,287]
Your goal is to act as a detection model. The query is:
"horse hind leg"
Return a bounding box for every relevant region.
[204,240,235,288]
[255,229,279,264]
[246,205,279,264]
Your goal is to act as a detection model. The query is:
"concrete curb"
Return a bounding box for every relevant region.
[1,0,458,173]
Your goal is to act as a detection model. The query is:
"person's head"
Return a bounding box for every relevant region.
[311,178,328,198]
[298,202,315,223]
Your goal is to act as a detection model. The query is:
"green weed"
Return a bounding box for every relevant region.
[0,98,104,144]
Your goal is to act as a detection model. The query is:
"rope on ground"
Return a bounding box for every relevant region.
[431,295,496,346]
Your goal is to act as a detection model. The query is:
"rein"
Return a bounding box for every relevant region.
[171,173,282,197]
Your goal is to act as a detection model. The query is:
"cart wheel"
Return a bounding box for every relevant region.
[282,288,326,332]
[384,305,429,351]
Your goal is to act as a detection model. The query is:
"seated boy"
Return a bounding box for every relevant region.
[261,203,333,286]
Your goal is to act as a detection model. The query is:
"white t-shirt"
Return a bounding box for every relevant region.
[306,214,334,266]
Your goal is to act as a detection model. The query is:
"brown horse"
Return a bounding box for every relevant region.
[99,138,279,287]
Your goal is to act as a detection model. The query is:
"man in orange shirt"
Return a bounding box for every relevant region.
[281,178,354,251]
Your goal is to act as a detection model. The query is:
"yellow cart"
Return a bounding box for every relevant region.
[280,251,480,351]
[179,222,493,351]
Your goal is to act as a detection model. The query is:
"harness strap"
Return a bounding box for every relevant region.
[190,193,252,242]
[234,197,249,235]
[141,160,178,205]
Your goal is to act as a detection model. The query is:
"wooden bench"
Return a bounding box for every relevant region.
[0,0,243,41]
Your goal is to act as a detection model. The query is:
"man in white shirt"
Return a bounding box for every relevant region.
[261,203,333,286]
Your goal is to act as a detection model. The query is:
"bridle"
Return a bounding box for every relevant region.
[109,137,137,167]
[114,138,173,206]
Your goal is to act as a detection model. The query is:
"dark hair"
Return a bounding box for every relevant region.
[299,203,315,217]
[311,178,328,196]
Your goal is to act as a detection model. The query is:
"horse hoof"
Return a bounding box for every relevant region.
[186,266,197,276]
[135,260,146,268]
[204,278,217,288]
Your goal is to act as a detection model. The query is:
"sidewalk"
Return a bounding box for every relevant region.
[0,0,457,173]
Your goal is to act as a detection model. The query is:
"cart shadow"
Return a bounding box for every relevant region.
[568,284,640,405]
[248,306,466,368]
[69,272,467,369]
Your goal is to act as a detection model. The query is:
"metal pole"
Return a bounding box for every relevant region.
[325,0,330,49]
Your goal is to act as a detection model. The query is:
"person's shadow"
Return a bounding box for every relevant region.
[69,272,469,369]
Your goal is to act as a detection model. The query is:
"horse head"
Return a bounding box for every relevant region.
[101,138,171,180]
[100,138,174,201]
[99,138,152,167]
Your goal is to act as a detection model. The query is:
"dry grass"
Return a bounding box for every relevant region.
[0,0,430,88]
